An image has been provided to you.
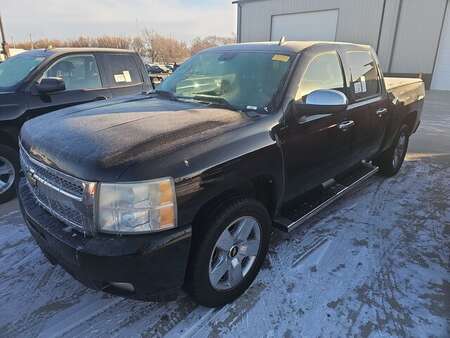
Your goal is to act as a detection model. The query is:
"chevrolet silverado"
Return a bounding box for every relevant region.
[18,41,424,307]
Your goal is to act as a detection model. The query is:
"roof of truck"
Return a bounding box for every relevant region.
[206,41,371,54]
[30,47,134,55]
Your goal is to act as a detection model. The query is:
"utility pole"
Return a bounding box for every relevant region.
[0,13,10,59]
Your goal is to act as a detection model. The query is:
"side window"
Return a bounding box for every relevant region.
[42,55,102,91]
[102,54,142,87]
[346,50,380,100]
[296,51,344,101]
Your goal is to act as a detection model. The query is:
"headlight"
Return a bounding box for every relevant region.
[97,178,177,234]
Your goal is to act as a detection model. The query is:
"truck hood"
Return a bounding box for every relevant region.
[20,95,250,181]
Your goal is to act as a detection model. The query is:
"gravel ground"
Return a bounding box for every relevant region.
[0,91,449,338]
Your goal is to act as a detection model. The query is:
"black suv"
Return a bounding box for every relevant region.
[0,48,152,202]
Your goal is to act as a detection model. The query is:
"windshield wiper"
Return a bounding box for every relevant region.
[192,95,238,111]
[154,89,177,100]
[153,91,241,112]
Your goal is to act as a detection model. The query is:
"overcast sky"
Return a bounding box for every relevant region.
[1,0,236,43]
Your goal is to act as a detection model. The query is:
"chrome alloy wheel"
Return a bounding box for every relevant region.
[393,132,407,168]
[0,156,15,194]
[209,216,262,291]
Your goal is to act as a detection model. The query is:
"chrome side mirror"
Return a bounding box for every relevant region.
[295,89,348,115]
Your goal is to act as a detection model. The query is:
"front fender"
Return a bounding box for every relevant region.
[175,142,283,228]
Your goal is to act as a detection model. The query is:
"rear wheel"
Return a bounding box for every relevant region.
[185,198,271,307]
[375,124,409,177]
[0,144,19,204]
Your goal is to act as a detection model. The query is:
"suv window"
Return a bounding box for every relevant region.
[296,51,344,101]
[346,50,380,100]
[103,54,142,87]
[42,54,102,90]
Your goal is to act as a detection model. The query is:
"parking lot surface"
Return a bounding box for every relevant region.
[0,91,449,338]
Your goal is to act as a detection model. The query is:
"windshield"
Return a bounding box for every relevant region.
[159,50,293,112]
[0,51,51,90]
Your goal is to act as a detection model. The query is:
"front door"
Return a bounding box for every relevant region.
[280,49,355,202]
[27,53,112,119]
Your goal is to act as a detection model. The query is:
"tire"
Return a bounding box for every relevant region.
[185,198,271,307]
[375,124,410,177]
[0,144,20,204]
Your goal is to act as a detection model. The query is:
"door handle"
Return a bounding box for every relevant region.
[338,120,355,131]
[95,96,109,101]
[376,108,388,118]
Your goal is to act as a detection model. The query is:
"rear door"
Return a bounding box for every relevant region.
[97,53,146,98]
[341,47,389,161]
[280,47,354,201]
[27,53,112,118]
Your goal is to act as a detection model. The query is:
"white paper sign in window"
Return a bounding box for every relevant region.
[354,76,367,94]
[114,70,132,83]
[360,76,367,92]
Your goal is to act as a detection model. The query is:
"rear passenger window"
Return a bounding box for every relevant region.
[103,54,142,87]
[296,51,345,101]
[346,51,380,100]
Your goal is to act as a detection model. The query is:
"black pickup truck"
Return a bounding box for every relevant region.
[0,48,152,202]
[18,41,424,307]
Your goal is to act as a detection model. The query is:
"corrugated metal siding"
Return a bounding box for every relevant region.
[240,0,384,47]
[377,0,401,70]
[431,2,450,90]
[238,0,447,75]
[389,0,447,74]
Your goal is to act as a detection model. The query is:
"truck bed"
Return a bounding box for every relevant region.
[384,77,425,106]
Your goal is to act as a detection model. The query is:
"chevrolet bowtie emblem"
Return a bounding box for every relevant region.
[26,168,38,188]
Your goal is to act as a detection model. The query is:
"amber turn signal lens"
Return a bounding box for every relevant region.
[159,206,175,229]
[159,180,173,205]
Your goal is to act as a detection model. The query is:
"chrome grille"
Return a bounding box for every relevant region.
[20,150,84,200]
[30,163,84,198]
[20,146,95,233]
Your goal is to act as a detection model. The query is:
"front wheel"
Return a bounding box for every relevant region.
[0,144,19,204]
[375,124,410,177]
[185,198,271,307]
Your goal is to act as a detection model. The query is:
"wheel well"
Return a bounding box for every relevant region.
[185,176,277,286]
[251,175,276,217]
[191,175,276,232]
[0,130,18,149]
[403,111,418,135]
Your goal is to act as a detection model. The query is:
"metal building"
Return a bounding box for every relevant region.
[234,0,450,90]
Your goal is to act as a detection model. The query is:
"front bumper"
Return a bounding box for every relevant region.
[18,178,192,301]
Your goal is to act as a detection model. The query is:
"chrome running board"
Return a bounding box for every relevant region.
[274,163,379,233]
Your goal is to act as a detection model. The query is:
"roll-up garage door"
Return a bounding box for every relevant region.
[271,9,339,42]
